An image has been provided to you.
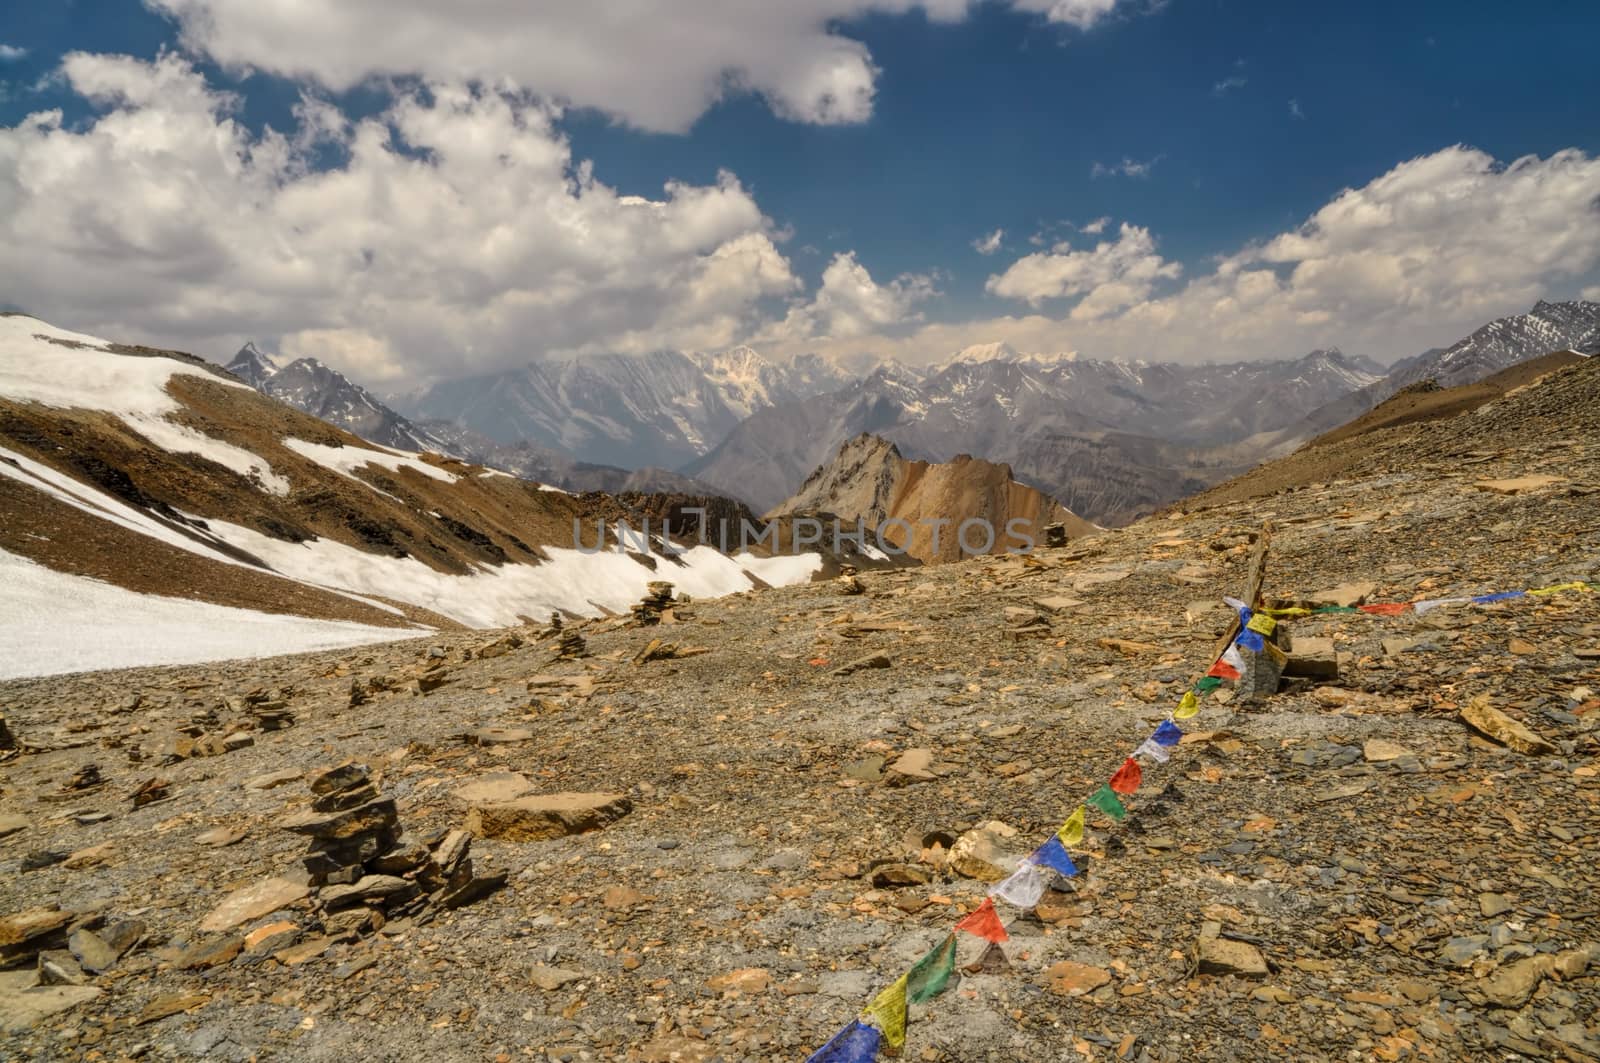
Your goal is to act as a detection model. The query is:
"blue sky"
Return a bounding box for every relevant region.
[1,1,1598,382]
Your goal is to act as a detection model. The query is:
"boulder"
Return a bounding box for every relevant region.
[948,821,1017,882]
[1460,696,1556,755]
[465,792,633,842]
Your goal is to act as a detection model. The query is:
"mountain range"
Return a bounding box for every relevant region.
[225,299,1600,527]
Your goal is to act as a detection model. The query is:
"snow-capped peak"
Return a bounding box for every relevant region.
[226,342,280,386]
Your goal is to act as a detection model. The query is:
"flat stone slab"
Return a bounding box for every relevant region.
[884,747,936,785]
[198,877,310,934]
[0,971,101,1033]
[1474,475,1561,495]
[1307,581,1378,608]
[465,792,633,842]
[1034,596,1084,613]
[452,771,534,806]
[1460,696,1556,756]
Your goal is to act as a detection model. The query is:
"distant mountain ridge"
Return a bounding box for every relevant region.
[224,344,449,454]
[400,347,856,471]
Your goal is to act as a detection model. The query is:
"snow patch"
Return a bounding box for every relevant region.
[282,437,457,484]
[0,547,418,679]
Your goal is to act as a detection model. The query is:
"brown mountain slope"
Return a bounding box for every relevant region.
[767,433,1098,563]
[1170,353,1598,514]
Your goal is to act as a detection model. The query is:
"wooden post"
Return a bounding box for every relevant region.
[1210,521,1273,663]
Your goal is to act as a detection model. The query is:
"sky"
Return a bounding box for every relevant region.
[1,0,1598,387]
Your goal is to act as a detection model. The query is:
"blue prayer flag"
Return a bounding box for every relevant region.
[1031,835,1079,877]
[1472,591,1525,604]
[1152,719,1184,747]
[1236,629,1266,653]
[806,1021,881,1063]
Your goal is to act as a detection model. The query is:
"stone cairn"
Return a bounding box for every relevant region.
[1043,522,1069,549]
[281,762,505,934]
[630,581,677,625]
[557,628,588,659]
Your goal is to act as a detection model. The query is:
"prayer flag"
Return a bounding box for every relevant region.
[1194,677,1223,693]
[1152,719,1184,746]
[1222,644,1247,672]
[1135,738,1170,763]
[1057,806,1086,847]
[1246,613,1277,636]
[1087,784,1127,821]
[807,1021,881,1063]
[1264,607,1312,618]
[1529,582,1589,596]
[1413,597,1469,615]
[1224,596,1249,614]
[954,897,1008,943]
[1206,658,1241,681]
[1472,591,1524,604]
[906,935,957,1004]
[1031,836,1079,878]
[991,862,1049,909]
[862,974,908,1051]
[1237,630,1266,653]
[1175,691,1200,719]
[1109,756,1142,795]
[1358,602,1409,616]
[1314,605,1359,614]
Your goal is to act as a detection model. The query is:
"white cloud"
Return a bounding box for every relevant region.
[1289,98,1305,120]
[148,0,1144,133]
[1009,0,1124,30]
[765,252,936,342]
[1584,285,1600,301]
[0,53,801,384]
[973,228,1005,255]
[811,145,1600,365]
[985,223,1181,315]
[1091,156,1157,179]
[1079,216,1110,235]
[1212,75,1246,96]
[0,44,28,62]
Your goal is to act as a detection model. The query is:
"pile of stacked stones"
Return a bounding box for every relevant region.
[630,581,677,625]
[280,762,505,934]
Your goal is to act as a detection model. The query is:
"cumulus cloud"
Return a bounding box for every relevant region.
[765,252,936,342]
[973,228,1005,255]
[1091,156,1157,179]
[0,53,801,383]
[985,224,1182,316]
[147,0,1143,133]
[1009,0,1124,29]
[1079,216,1110,235]
[825,145,1600,365]
[0,44,28,61]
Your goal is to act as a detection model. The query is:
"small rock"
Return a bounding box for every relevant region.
[1307,581,1378,608]
[1460,695,1556,755]
[245,769,303,791]
[833,653,891,676]
[66,929,119,974]
[707,968,770,994]
[1194,923,1268,978]
[243,921,300,954]
[528,966,586,991]
[177,935,243,970]
[884,747,936,785]
[1479,893,1513,918]
[198,877,310,934]
[1363,739,1412,763]
[36,950,86,987]
[1041,961,1112,997]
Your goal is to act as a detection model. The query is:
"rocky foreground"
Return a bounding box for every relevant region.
[2,361,1599,1062]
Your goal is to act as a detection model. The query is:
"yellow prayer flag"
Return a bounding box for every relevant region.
[1175,691,1200,719]
[1265,607,1311,618]
[1058,805,1086,848]
[862,973,908,1050]
[1528,582,1587,596]
[1246,613,1276,636]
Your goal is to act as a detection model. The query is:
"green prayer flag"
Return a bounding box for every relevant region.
[1314,605,1359,614]
[906,934,957,1004]
[1087,784,1126,821]
[1194,676,1223,693]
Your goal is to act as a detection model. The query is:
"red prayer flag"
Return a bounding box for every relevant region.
[954,897,1008,943]
[1358,603,1409,616]
[1206,658,1241,680]
[1109,756,1142,795]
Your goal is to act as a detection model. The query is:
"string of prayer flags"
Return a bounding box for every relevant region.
[1057,806,1086,847]
[991,861,1050,909]
[861,975,908,1052]
[1031,836,1079,878]
[1152,719,1184,746]
[1087,784,1127,821]
[906,935,957,1004]
[1315,604,1359,614]
[807,1021,881,1063]
[1109,756,1142,795]
[954,898,1008,943]
[1175,690,1200,719]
